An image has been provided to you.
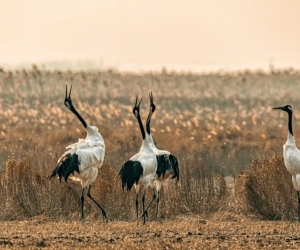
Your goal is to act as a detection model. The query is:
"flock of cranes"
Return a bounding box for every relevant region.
[49,86,178,223]
[48,85,300,222]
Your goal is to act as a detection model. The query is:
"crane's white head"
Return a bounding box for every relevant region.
[149,91,156,115]
[272,104,293,113]
[64,85,73,110]
[133,95,143,118]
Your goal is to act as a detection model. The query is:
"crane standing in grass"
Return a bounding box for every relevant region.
[273,104,300,221]
[141,92,179,221]
[49,85,107,222]
[118,96,157,224]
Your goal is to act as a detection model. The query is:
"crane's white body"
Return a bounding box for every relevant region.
[146,133,173,183]
[283,132,300,190]
[58,125,105,188]
[131,138,157,193]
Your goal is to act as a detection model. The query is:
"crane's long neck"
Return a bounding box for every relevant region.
[146,111,156,147]
[136,113,146,140]
[70,105,87,129]
[146,112,152,136]
[288,110,293,136]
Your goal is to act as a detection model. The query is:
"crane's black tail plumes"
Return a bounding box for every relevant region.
[169,154,179,181]
[156,154,170,178]
[156,154,179,181]
[118,161,143,192]
[48,153,80,182]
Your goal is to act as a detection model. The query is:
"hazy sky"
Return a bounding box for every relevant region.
[0,0,300,72]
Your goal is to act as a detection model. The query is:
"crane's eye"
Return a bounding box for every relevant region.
[151,104,156,112]
[65,102,71,109]
[132,108,138,116]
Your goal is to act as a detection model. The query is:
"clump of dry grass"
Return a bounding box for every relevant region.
[161,159,227,217]
[0,154,227,221]
[0,155,81,220]
[0,155,136,221]
[235,153,296,220]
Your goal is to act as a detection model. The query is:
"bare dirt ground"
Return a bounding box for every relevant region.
[1,214,300,249]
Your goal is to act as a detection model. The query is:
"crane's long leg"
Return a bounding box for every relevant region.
[155,190,160,222]
[81,188,85,222]
[141,189,147,224]
[297,191,300,221]
[141,188,156,219]
[87,185,107,223]
[135,192,139,223]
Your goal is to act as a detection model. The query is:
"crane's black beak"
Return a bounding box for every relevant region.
[148,91,155,113]
[272,106,283,110]
[64,85,73,108]
[69,85,72,98]
[65,85,72,101]
[149,91,153,105]
[135,95,143,108]
[133,95,143,116]
[65,85,67,101]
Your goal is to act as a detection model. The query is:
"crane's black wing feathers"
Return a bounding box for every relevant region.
[169,154,179,181]
[156,154,170,178]
[49,153,80,182]
[156,154,179,181]
[118,161,143,192]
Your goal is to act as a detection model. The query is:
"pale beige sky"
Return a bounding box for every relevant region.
[0,0,299,71]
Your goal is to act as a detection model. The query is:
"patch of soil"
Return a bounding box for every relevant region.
[1,214,300,249]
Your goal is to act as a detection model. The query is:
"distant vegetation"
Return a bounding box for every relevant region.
[0,66,299,220]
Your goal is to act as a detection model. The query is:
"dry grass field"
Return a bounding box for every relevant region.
[1,66,300,248]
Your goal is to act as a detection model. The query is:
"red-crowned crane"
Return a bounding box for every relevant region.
[49,85,106,222]
[118,96,157,224]
[142,92,179,221]
[273,104,300,221]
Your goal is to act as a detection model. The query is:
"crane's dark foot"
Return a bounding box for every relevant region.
[139,210,148,224]
[139,210,148,219]
[102,212,108,223]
